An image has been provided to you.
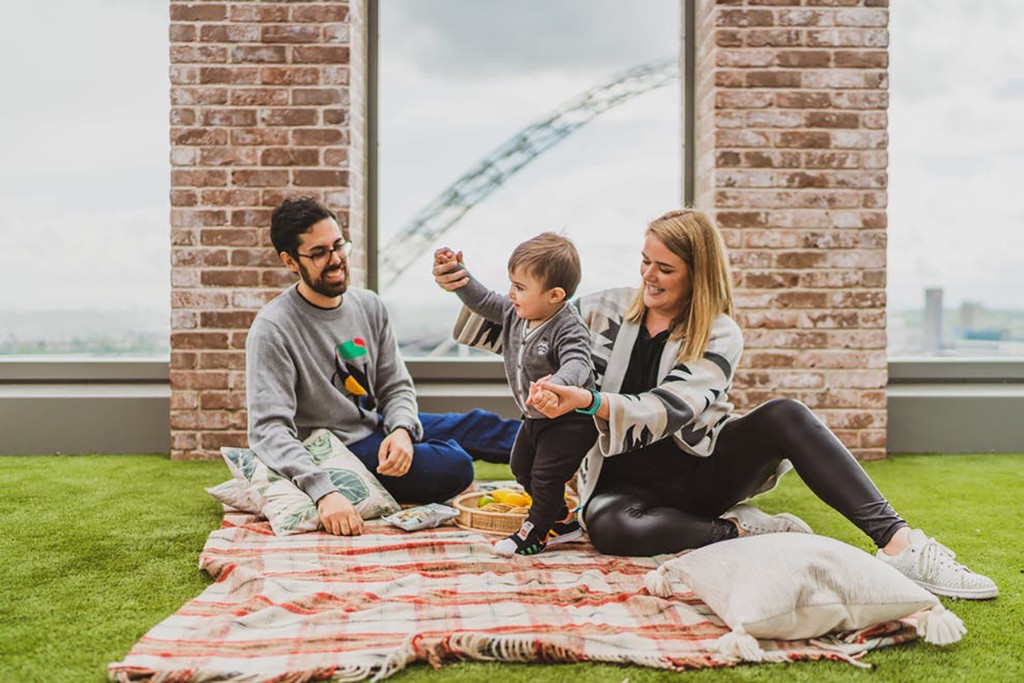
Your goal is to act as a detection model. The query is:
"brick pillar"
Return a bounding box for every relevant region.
[169,0,366,459]
[694,0,889,459]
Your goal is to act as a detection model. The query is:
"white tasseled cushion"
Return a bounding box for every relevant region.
[651,533,941,640]
[205,479,261,514]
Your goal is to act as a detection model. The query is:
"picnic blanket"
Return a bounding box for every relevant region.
[109,512,918,681]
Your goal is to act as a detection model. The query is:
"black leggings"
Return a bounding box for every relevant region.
[583,398,907,556]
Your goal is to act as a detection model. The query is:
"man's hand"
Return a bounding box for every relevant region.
[317,491,364,536]
[377,427,414,477]
[432,246,469,291]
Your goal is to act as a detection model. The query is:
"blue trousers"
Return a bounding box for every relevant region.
[347,409,520,504]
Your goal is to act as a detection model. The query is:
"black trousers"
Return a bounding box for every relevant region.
[583,397,907,556]
[511,413,598,537]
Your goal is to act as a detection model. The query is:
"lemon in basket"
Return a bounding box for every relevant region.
[491,489,532,507]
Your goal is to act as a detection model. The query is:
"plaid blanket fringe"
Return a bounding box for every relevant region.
[108,512,917,682]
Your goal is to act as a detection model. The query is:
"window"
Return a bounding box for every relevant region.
[375,0,684,357]
[888,1,1024,357]
[0,1,169,357]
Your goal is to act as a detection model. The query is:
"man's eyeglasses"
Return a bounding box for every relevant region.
[295,240,353,268]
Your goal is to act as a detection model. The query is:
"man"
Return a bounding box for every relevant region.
[245,197,519,535]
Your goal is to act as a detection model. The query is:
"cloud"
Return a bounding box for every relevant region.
[0,0,168,316]
[380,84,681,341]
[888,1,1024,310]
[993,78,1024,100]
[383,0,679,79]
[0,206,169,312]
[887,150,1024,309]
[916,154,987,178]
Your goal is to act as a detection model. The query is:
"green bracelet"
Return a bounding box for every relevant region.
[575,389,602,415]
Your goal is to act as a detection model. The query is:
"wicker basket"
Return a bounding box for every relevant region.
[452,490,579,535]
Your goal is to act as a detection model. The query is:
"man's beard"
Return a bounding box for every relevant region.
[299,260,348,298]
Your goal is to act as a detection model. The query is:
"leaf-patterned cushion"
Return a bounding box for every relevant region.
[221,429,400,535]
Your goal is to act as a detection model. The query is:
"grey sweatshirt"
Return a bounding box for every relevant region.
[245,285,421,503]
[455,273,594,418]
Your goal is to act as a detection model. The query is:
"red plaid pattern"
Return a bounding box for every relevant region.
[109,513,916,681]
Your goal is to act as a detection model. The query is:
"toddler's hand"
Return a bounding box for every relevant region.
[432,246,469,291]
[531,380,589,419]
[526,374,554,407]
[529,388,560,414]
[433,247,462,266]
[433,247,453,265]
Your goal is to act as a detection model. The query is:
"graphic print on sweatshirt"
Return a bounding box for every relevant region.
[333,337,377,414]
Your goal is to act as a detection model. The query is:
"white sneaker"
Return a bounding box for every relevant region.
[877,529,998,600]
[721,503,813,535]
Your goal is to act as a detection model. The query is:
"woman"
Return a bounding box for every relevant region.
[435,209,996,600]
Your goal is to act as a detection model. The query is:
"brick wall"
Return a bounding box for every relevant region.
[168,0,888,460]
[694,0,889,459]
[169,1,366,459]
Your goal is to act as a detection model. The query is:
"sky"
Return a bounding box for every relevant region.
[0,0,170,317]
[376,0,682,340]
[887,1,1024,310]
[0,1,1021,334]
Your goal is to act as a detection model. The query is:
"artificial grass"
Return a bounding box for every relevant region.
[0,454,1021,682]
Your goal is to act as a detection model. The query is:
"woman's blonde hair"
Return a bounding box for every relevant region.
[625,209,734,363]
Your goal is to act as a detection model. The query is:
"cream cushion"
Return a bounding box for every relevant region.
[647,532,940,640]
[220,428,400,535]
[205,479,261,514]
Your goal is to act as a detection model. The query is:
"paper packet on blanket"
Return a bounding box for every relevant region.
[383,503,459,531]
[475,480,523,493]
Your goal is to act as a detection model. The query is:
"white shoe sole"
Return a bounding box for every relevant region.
[914,579,999,600]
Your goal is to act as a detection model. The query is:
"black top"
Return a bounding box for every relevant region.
[620,324,670,394]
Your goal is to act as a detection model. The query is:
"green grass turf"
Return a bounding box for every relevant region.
[0,454,1021,682]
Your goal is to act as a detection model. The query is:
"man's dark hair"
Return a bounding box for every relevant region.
[270,197,342,255]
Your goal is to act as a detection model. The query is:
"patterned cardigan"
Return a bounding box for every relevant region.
[453,286,790,512]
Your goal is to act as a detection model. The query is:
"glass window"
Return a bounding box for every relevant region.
[888,1,1024,357]
[0,1,169,357]
[376,0,683,357]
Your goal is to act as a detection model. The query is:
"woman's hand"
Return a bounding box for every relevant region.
[529,380,594,419]
[432,247,469,291]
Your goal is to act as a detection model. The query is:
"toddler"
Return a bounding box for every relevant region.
[434,233,598,556]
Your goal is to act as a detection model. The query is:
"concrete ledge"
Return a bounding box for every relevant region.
[0,387,170,456]
[415,382,517,419]
[887,386,1024,454]
[410,358,518,418]
[888,357,1024,383]
[887,358,1024,454]
[3,358,1022,455]
[0,359,170,455]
